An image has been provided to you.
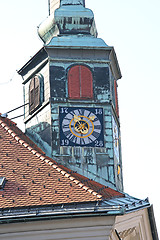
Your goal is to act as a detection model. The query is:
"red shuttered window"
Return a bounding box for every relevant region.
[68,65,93,99]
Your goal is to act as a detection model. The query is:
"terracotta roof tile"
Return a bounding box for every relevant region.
[58,165,124,199]
[0,116,124,209]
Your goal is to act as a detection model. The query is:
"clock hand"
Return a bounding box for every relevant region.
[74,115,95,123]
[84,116,95,125]
[74,115,83,133]
[74,115,81,123]
[81,115,95,128]
[88,116,95,121]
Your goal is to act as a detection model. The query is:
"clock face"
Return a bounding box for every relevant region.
[59,107,104,147]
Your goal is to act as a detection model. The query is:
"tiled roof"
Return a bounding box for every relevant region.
[59,165,123,199]
[0,115,124,210]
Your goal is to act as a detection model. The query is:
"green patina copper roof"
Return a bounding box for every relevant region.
[38,0,97,44]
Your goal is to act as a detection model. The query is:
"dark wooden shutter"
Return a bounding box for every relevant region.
[29,76,41,114]
[34,76,40,108]
[68,65,93,99]
[29,78,35,114]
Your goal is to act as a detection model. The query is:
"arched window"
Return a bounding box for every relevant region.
[29,75,44,114]
[68,65,93,99]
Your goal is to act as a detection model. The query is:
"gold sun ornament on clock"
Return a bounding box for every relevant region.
[73,115,95,135]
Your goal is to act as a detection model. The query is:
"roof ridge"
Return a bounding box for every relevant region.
[0,118,102,200]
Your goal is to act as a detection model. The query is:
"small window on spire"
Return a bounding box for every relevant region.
[29,75,44,114]
[68,65,93,99]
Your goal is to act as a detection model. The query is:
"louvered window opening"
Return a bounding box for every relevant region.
[29,76,41,114]
[68,65,93,99]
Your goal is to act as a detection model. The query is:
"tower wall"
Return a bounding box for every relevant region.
[19,1,123,191]
[20,45,123,191]
[48,50,122,190]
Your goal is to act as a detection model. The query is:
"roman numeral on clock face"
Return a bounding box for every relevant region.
[92,131,100,139]
[62,124,69,129]
[87,111,92,118]
[69,135,77,143]
[93,117,99,122]
[64,130,72,138]
[80,138,86,145]
[78,109,85,116]
[94,125,101,130]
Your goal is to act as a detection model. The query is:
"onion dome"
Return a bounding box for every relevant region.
[38,0,97,44]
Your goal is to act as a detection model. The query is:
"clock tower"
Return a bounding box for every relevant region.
[18,0,123,191]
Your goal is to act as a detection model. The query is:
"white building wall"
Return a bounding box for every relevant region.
[0,209,154,240]
[0,216,115,240]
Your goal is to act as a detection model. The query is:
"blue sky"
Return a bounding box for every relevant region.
[0,0,160,234]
